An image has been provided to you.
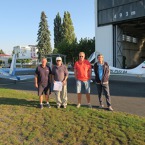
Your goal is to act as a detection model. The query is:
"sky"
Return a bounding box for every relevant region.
[0,0,95,55]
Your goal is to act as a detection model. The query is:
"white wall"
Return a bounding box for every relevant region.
[13,45,38,59]
[0,55,11,67]
[94,0,113,66]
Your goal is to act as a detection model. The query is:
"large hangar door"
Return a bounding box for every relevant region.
[113,20,145,69]
[97,0,145,68]
[113,25,132,68]
[113,25,124,68]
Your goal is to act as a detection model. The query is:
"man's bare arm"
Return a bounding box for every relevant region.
[89,68,92,80]
[74,69,77,79]
[34,75,38,88]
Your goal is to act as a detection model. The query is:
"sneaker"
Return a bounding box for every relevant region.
[40,104,43,109]
[46,103,51,108]
[98,104,104,109]
[57,104,61,108]
[88,103,92,108]
[108,106,113,111]
[77,103,81,108]
[63,105,67,109]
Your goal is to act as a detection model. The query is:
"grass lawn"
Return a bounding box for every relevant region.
[0,88,145,145]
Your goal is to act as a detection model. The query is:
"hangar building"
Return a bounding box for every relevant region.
[95,0,145,68]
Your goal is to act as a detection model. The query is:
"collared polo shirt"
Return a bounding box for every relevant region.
[35,65,51,86]
[74,59,91,81]
[52,65,68,82]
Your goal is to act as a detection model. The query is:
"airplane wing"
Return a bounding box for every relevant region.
[16,75,34,80]
[15,68,35,72]
[0,75,18,80]
[0,74,34,81]
[0,68,10,73]
[1,68,35,73]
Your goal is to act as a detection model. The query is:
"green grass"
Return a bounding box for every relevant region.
[0,88,145,145]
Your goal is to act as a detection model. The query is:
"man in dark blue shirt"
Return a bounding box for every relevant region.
[35,57,51,109]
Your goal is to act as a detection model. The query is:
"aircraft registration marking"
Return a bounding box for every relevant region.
[110,69,127,74]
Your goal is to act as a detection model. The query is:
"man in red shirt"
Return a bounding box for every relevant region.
[74,52,92,108]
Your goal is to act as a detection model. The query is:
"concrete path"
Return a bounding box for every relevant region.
[67,75,145,117]
[0,75,145,117]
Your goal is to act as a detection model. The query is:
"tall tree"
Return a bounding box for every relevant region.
[78,37,95,59]
[62,11,75,44]
[57,38,78,63]
[37,11,52,60]
[54,12,62,49]
[0,49,5,54]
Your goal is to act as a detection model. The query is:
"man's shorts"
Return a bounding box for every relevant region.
[38,84,51,96]
[76,80,90,94]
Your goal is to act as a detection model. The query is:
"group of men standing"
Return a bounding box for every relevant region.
[34,52,113,111]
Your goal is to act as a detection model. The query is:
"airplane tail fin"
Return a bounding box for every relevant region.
[9,53,17,75]
[88,51,100,62]
[9,48,19,75]
[131,61,145,74]
[134,61,145,69]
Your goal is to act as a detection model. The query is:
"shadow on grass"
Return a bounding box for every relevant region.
[0,97,38,107]
[0,97,58,109]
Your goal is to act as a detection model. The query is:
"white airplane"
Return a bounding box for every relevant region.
[0,50,34,81]
[69,52,145,77]
[91,61,145,77]
[109,62,145,76]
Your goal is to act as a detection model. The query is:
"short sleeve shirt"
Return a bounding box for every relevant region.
[74,59,91,81]
[35,65,51,87]
[52,65,68,82]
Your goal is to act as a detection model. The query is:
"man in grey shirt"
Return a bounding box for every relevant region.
[52,57,68,108]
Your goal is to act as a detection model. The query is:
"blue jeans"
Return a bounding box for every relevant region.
[96,83,111,107]
[76,80,90,94]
